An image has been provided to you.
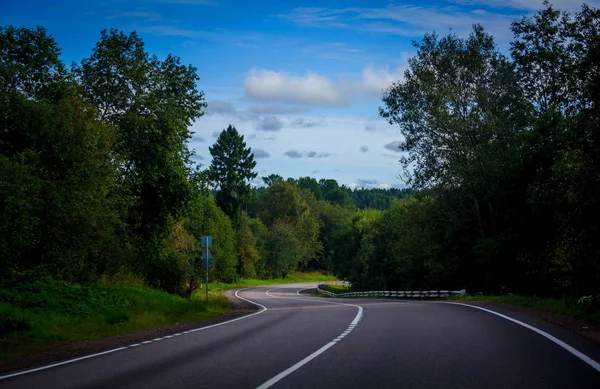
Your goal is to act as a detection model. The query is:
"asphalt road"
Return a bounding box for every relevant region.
[1,283,600,388]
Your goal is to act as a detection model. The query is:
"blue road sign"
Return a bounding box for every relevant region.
[201,249,213,260]
[202,259,213,271]
[201,236,212,248]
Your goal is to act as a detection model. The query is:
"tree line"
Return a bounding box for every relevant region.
[332,2,600,303]
[0,25,409,296]
[2,2,598,304]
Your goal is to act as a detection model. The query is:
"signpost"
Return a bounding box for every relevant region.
[201,236,212,300]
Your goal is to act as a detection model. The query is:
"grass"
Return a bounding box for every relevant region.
[0,271,336,359]
[319,283,350,294]
[0,276,230,359]
[203,271,337,296]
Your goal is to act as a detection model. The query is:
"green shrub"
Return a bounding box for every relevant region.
[0,303,31,335]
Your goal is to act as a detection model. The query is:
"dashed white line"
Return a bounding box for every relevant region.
[256,287,364,389]
[0,287,268,381]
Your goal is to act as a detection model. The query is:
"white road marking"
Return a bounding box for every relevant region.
[256,342,337,389]
[333,295,600,373]
[296,287,314,296]
[445,302,600,373]
[0,287,268,381]
[0,348,128,381]
[256,287,364,389]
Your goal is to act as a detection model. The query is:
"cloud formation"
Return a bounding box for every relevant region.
[257,116,284,131]
[243,65,405,106]
[205,101,237,115]
[384,141,402,152]
[290,117,324,128]
[244,68,343,106]
[252,148,271,158]
[284,149,303,159]
[278,1,580,41]
[284,150,332,158]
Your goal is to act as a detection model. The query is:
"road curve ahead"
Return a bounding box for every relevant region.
[1,283,599,389]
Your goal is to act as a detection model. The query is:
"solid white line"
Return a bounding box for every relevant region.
[255,342,337,389]
[296,287,314,296]
[0,287,268,381]
[0,347,128,381]
[445,302,600,373]
[256,286,364,388]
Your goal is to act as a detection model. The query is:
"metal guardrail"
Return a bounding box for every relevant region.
[316,284,466,299]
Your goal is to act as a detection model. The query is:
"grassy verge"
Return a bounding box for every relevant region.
[319,283,349,294]
[203,271,337,296]
[453,294,600,322]
[0,277,230,359]
[0,271,336,359]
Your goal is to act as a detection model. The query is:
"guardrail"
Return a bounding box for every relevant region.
[316,284,466,299]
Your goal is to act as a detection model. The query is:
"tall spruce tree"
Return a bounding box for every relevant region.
[209,125,257,221]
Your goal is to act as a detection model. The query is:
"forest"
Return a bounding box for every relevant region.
[1,2,599,311]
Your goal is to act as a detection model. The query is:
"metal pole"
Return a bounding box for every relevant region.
[205,244,209,300]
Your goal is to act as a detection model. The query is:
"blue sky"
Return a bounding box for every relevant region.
[3,0,596,188]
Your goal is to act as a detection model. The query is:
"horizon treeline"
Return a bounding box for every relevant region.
[0,24,410,296]
[2,1,599,304]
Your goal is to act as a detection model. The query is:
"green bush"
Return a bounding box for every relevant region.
[0,303,31,335]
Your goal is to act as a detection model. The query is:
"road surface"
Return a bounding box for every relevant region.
[1,283,599,388]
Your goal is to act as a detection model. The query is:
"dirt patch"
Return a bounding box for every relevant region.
[0,290,257,375]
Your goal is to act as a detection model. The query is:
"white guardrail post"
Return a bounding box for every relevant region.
[316,284,467,299]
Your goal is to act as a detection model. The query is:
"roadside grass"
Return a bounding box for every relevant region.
[0,271,336,359]
[202,271,337,297]
[0,276,230,359]
[319,284,349,294]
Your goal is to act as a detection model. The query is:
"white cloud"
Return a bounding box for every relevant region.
[280,1,584,42]
[360,64,405,93]
[243,64,406,107]
[244,68,343,105]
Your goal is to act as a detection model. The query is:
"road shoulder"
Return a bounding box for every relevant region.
[448,300,600,366]
[0,289,257,375]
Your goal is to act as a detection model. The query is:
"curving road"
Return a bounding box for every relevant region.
[1,283,600,388]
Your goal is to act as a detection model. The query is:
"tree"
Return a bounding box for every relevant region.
[265,221,303,278]
[74,28,206,258]
[185,193,238,283]
[511,2,600,297]
[297,176,323,200]
[380,25,528,240]
[209,125,257,221]
[238,211,259,278]
[261,181,307,227]
[0,27,126,282]
[262,174,283,187]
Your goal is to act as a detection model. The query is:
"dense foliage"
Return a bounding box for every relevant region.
[2,1,599,310]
